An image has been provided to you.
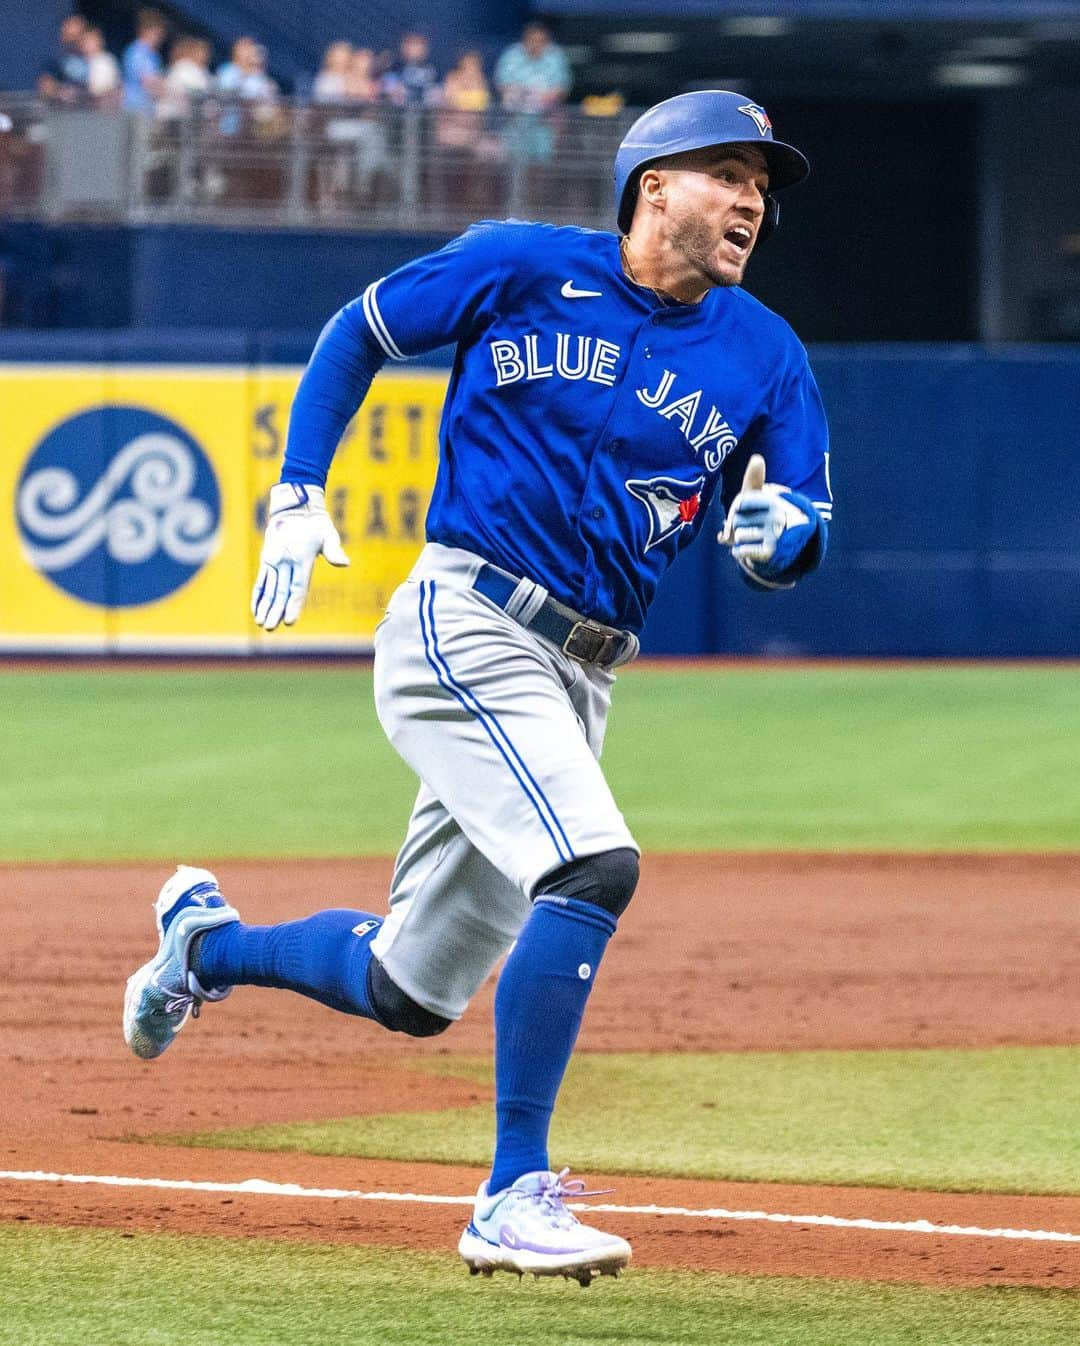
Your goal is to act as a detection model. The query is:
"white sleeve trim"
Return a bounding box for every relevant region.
[362,279,407,362]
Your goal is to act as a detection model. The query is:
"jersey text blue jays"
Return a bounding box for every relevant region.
[288,219,832,632]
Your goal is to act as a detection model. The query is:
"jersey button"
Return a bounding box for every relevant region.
[609,439,624,453]
[592,507,605,520]
[643,347,652,357]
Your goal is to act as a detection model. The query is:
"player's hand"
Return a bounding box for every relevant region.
[718,454,824,586]
[718,454,811,564]
[252,483,350,631]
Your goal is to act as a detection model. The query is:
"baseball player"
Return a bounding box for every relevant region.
[124,90,832,1284]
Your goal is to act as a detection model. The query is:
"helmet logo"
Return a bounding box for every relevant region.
[737,102,772,136]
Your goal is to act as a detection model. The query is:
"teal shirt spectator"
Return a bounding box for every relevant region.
[495,30,570,163]
[122,40,162,113]
[495,40,570,112]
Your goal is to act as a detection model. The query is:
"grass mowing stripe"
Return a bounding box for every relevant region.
[174,1047,1080,1196]
[2,664,1080,858]
[1,1225,1077,1346]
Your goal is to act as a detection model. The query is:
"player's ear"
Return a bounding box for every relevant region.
[638,167,666,213]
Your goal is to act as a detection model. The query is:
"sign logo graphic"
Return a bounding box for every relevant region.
[16,406,220,607]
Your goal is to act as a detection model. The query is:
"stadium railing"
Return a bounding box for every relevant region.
[0,95,49,217]
[0,94,632,231]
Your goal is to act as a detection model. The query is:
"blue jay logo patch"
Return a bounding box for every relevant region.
[737,102,772,136]
[625,474,705,552]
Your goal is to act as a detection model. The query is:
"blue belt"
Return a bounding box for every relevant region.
[473,562,633,668]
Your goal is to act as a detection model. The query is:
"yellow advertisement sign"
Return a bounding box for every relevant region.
[0,364,447,652]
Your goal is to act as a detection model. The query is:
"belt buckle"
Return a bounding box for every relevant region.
[563,620,615,665]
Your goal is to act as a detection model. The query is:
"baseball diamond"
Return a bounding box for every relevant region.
[123,89,832,1283]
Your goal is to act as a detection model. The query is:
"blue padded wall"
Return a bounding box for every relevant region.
[129,227,456,330]
[640,346,1080,657]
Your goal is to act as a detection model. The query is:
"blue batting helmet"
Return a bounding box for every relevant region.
[614,90,810,240]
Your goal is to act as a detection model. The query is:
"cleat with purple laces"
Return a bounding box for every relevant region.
[458,1168,631,1281]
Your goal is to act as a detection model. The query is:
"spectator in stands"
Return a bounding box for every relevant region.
[316,46,388,208]
[81,26,121,108]
[149,35,215,205]
[122,8,168,114]
[38,14,90,105]
[436,50,492,148]
[215,36,281,141]
[158,36,213,120]
[345,48,383,105]
[313,41,352,104]
[442,51,490,117]
[494,21,571,163]
[216,36,278,102]
[431,50,501,215]
[495,21,570,114]
[382,31,440,108]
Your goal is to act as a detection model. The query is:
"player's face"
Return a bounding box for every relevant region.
[661,148,770,288]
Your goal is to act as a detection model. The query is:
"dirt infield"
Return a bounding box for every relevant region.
[2,854,1078,1288]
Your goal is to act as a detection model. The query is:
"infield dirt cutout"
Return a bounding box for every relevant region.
[2,854,1078,1288]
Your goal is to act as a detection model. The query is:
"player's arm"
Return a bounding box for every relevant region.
[253,224,510,631]
[717,351,832,592]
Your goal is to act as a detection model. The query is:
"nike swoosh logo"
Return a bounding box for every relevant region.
[561,280,603,299]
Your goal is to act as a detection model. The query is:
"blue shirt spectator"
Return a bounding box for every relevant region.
[122,9,167,114]
[38,14,90,105]
[382,32,440,108]
[216,37,278,102]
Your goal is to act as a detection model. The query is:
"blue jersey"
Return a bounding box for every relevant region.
[290,219,831,633]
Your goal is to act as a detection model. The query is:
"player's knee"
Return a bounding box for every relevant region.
[367,958,452,1038]
[534,847,640,920]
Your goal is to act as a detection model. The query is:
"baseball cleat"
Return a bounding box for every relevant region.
[123,865,241,1060]
[458,1168,631,1284]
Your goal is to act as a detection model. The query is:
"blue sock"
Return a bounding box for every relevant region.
[488,896,616,1194]
[192,909,382,1018]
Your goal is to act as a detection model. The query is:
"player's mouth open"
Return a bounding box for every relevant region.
[724,226,753,253]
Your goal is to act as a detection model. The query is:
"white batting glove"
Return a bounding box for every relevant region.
[718,454,811,565]
[252,483,350,631]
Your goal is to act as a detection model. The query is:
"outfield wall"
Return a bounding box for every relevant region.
[1,335,1078,656]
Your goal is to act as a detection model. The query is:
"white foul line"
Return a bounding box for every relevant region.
[2,1170,1078,1245]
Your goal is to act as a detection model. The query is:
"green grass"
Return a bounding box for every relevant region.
[0,670,413,862]
[2,1226,1076,1346]
[174,1046,1080,1196]
[3,664,1080,860]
